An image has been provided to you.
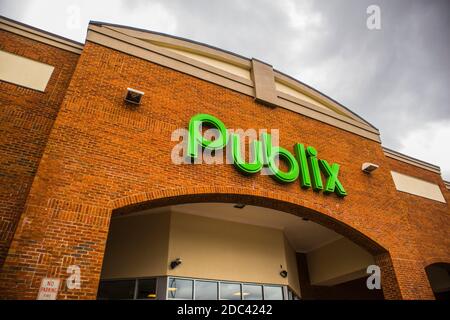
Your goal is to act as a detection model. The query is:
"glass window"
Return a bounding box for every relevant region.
[263,286,284,300]
[242,284,263,300]
[97,280,136,300]
[195,281,218,300]
[167,278,193,300]
[288,289,293,300]
[136,278,157,299]
[220,282,241,300]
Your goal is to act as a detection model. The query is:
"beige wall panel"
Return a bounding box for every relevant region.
[275,80,353,119]
[0,50,54,91]
[391,171,446,203]
[100,212,171,279]
[160,46,251,80]
[167,212,292,286]
[284,237,301,295]
[307,237,374,286]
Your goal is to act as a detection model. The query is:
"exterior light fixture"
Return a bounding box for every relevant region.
[279,265,288,278]
[124,87,144,105]
[234,204,246,209]
[170,258,182,269]
[280,270,288,278]
[362,162,379,173]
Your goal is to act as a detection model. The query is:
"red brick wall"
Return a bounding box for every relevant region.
[386,157,450,294]
[296,253,384,300]
[0,30,79,268]
[0,40,448,299]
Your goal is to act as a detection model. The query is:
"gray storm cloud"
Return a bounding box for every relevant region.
[1,0,449,177]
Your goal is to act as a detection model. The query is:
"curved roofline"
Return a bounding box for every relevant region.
[2,16,447,175]
[89,20,250,61]
[89,20,377,130]
[273,69,378,130]
[383,147,441,173]
[1,15,84,46]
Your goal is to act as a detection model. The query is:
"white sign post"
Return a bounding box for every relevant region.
[37,278,60,300]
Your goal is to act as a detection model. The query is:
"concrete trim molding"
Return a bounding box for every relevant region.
[91,22,251,69]
[98,21,377,130]
[383,147,441,174]
[86,22,382,143]
[274,71,377,129]
[88,25,253,87]
[251,59,278,107]
[87,26,254,96]
[100,22,375,126]
[277,92,379,134]
[0,15,83,54]
[444,181,450,190]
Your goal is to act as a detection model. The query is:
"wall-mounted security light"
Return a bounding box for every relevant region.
[362,162,379,173]
[124,87,144,105]
[280,270,288,278]
[234,204,246,209]
[170,258,182,269]
[279,265,288,278]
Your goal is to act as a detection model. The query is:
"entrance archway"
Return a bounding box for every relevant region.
[102,186,401,299]
[425,262,450,300]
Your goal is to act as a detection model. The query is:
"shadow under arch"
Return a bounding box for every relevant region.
[111,186,387,255]
[109,186,402,299]
[424,261,450,300]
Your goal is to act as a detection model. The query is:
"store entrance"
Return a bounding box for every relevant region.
[97,202,385,300]
[425,263,450,300]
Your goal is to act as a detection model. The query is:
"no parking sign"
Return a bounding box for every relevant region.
[37,278,60,300]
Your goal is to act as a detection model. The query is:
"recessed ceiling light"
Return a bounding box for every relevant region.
[233,292,250,296]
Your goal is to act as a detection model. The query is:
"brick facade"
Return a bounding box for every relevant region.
[0,29,79,268]
[0,28,449,299]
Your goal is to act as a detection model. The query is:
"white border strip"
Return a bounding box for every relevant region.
[0,17,83,54]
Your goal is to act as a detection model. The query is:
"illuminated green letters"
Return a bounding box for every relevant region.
[319,160,347,197]
[294,143,311,188]
[306,146,323,191]
[188,113,228,159]
[187,113,347,197]
[231,133,263,174]
[262,133,299,183]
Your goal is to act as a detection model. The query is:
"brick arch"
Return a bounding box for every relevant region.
[423,257,450,268]
[424,260,450,300]
[110,186,386,255]
[109,186,404,299]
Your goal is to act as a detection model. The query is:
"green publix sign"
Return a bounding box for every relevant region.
[187,113,347,197]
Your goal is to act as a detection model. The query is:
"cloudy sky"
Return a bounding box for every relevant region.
[1,0,449,179]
